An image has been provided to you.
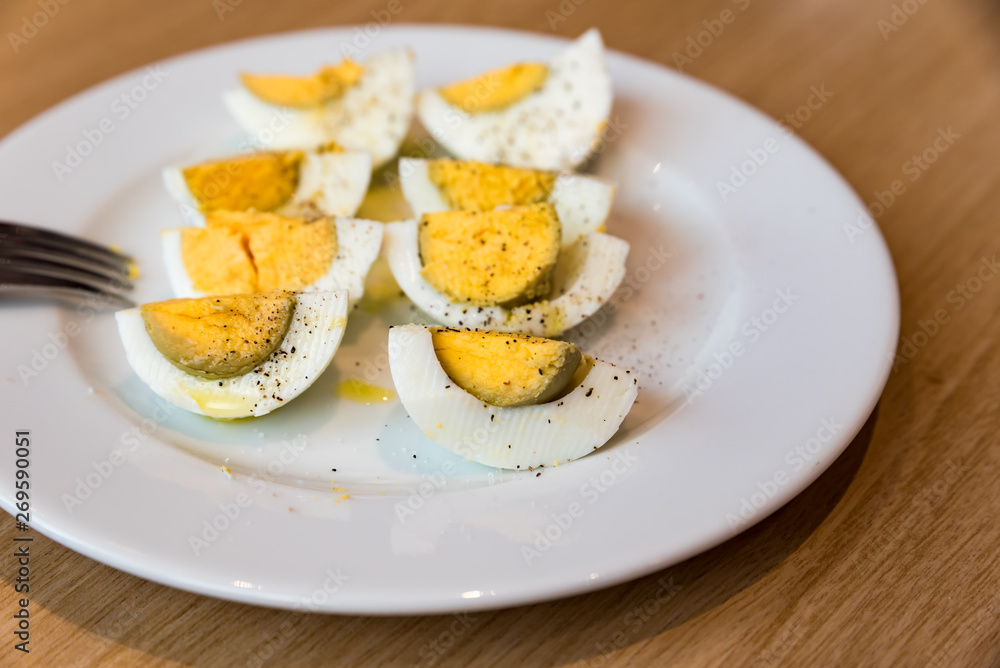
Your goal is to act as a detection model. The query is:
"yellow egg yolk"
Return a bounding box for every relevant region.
[141,292,296,379]
[182,151,303,212]
[241,60,364,108]
[430,327,582,407]
[439,63,548,113]
[315,141,344,154]
[426,160,556,211]
[418,203,561,308]
[180,211,337,294]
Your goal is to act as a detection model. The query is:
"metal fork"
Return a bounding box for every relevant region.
[0,221,135,308]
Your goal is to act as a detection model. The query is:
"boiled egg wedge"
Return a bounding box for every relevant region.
[223,49,415,169]
[398,157,616,245]
[116,291,348,419]
[160,211,382,310]
[416,29,612,170]
[163,145,371,223]
[384,203,628,336]
[389,325,637,469]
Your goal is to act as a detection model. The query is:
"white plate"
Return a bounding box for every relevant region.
[0,25,898,614]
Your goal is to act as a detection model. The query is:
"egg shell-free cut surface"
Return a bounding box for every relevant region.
[384,221,628,336]
[162,149,372,222]
[161,218,383,309]
[115,291,349,418]
[388,324,638,469]
[223,48,416,169]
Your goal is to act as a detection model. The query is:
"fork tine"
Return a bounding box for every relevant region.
[0,268,135,308]
[0,239,134,286]
[0,224,134,281]
[0,221,132,265]
[0,257,132,293]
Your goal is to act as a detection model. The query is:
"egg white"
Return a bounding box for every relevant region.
[388,324,637,469]
[416,29,612,171]
[223,48,415,169]
[162,148,372,224]
[384,220,628,336]
[398,157,616,245]
[161,218,383,309]
[116,291,349,419]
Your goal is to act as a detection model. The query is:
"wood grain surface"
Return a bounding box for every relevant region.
[2,0,999,666]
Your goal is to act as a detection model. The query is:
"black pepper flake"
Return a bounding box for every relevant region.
[586,388,594,397]
[536,472,541,477]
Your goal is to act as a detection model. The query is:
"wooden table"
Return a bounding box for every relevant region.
[2,0,999,665]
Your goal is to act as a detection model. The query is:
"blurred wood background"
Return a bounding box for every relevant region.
[2,0,999,665]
